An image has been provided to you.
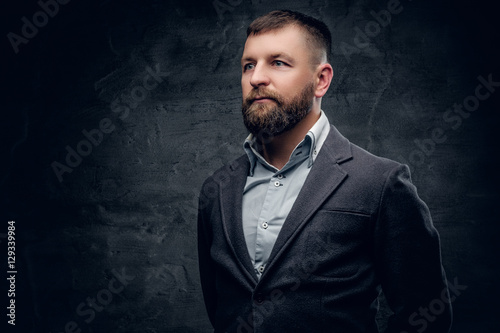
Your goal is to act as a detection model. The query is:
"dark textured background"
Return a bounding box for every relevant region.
[1,0,499,332]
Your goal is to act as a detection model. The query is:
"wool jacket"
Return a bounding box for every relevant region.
[197,124,452,333]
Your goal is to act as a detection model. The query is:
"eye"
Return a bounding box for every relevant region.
[243,63,255,71]
[273,60,287,67]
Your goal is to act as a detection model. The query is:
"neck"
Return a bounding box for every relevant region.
[260,108,320,170]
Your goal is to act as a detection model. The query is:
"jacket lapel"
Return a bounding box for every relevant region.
[219,156,259,285]
[264,125,353,275]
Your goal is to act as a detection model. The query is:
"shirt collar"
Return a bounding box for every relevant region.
[244,110,330,176]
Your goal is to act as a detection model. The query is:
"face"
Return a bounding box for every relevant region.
[241,25,318,138]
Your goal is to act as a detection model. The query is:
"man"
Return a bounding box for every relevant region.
[198,10,452,333]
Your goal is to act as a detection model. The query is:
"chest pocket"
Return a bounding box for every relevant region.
[304,210,372,278]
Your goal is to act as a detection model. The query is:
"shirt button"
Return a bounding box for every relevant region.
[262,222,268,229]
[274,181,280,187]
[258,266,265,273]
[277,174,283,179]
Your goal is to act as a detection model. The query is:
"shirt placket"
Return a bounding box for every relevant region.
[254,172,283,276]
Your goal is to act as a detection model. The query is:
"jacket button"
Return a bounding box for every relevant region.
[254,293,264,304]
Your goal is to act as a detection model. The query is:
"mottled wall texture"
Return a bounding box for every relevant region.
[2,0,499,332]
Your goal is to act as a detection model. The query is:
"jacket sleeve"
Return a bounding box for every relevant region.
[374,164,452,333]
[197,178,217,328]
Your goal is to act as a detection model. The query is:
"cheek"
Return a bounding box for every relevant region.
[279,83,303,100]
[241,88,250,101]
[241,78,251,96]
[279,74,307,90]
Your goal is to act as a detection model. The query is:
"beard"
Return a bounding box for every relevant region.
[241,82,315,141]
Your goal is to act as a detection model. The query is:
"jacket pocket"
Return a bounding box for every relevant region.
[304,210,372,278]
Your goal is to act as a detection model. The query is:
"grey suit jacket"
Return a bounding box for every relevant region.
[198,124,452,333]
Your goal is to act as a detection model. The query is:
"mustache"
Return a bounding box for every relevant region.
[244,88,283,106]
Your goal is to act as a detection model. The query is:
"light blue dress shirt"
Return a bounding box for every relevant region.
[242,111,331,278]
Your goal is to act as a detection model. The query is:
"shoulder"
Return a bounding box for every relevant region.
[199,154,249,199]
[346,142,414,198]
[202,154,249,186]
[319,126,416,212]
[198,154,249,213]
[323,124,407,182]
[350,142,405,176]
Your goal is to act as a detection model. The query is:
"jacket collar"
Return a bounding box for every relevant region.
[263,124,352,279]
[243,110,331,176]
[218,124,353,285]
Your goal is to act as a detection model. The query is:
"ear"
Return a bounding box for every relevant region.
[314,63,334,98]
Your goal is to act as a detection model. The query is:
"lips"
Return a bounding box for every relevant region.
[245,89,282,106]
[252,96,275,103]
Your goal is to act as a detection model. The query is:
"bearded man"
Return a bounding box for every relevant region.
[197,10,452,333]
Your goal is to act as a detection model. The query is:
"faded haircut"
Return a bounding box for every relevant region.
[247,10,332,65]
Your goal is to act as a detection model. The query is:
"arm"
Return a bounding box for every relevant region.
[197,180,217,328]
[374,165,452,333]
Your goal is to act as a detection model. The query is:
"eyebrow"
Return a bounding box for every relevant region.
[241,56,254,65]
[270,53,294,63]
[241,52,295,65]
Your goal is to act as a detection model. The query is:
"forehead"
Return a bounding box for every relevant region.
[242,25,310,61]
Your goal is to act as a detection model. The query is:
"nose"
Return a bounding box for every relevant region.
[249,64,270,88]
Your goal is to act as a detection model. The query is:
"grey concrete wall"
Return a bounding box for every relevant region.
[2,0,499,332]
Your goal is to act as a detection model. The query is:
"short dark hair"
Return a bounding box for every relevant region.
[247,10,332,64]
